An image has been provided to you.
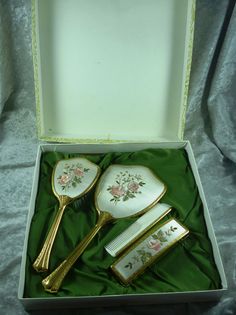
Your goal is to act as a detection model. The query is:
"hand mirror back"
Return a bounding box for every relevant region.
[42,164,166,292]
[33,157,101,272]
[96,165,166,218]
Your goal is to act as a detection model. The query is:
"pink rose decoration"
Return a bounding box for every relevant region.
[58,174,70,185]
[148,239,161,251]
[128,181,139,193]
[110,186,125,197]
[74,168,84,177]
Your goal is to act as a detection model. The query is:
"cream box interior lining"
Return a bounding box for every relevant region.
[34,0,194,142]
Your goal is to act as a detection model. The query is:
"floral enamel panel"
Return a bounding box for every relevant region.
[57,162,90,191]
[95,164,167,219]
[107,171,146,204]
[53,158,100,199]
[111,218,189,284]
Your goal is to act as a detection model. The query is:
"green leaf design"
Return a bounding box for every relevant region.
[123,195,129,202]
[126,191,135,198]
[133,255,139,262]
[74,177,79,183]
[57,162,89,192]
[170,226,178,232]
[108,171,146,204]
[125,262,133,269]
[155,230,168,242]
[137,249,146,255]
[140,251,152,264]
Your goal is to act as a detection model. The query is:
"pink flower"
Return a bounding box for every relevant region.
[148,239,161,251]
[58,174,71,185]
[74,168,84,177]
[110,186,125,197]
[128,181,139,193]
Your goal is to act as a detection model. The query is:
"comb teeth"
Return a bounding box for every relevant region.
[106,222,142,255]
[105,203,172,257]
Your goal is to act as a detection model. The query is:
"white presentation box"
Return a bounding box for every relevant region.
[18,0,227,310]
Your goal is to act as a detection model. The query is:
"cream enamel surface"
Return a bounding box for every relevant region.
[112,219,188,282]
[105,203,172,257]
[96,165,165,218]
[53,158,99,199]
[34,0,193,142]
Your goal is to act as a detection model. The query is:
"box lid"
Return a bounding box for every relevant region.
[32,0,195,143]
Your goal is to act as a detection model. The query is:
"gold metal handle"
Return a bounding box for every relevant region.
[33,196,71,272]
[42,211,112,293]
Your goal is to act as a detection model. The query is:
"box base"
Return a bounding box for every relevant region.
[18,142,227,310]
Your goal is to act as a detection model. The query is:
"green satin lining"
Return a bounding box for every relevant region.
[24,148,221,297]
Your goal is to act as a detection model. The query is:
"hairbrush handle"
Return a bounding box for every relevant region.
[33,195,72,272]
[42,211,112,293]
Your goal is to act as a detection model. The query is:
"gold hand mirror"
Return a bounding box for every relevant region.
[33,157,101,272]
[42,164,167,292]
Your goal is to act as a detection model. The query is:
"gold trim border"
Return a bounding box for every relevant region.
[111,218,189,285]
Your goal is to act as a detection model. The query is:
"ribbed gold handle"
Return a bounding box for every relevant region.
[33,196,71,272]
[42,211,112,293]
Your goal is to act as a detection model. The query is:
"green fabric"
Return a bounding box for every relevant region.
[24,148,221,297]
